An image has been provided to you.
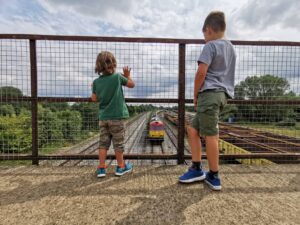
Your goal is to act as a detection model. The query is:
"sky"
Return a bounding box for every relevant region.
[0,0,300,99]
[1,0,300,41]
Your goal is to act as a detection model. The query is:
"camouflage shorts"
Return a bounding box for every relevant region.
[99,120,125,152]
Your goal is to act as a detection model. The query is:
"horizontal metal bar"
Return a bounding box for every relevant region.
[2,97,300,105]
[1,153,299,161]
[188,99,300,105]
[0,97,179,103]
[1,34,300,46]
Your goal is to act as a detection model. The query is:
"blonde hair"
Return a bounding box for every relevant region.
[202,11,226,33]
[95,51,117,75]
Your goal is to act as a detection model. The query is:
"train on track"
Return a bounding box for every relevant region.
[148,115,165,142]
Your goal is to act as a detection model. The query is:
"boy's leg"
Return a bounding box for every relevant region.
[187,126,202,162]
[99,149,108,168]
[99,120,111,168]
[115,149,133,176]
[110,120,133,176]
[178,125,205,183]
[205,135,219,172]
[204,135,221,190]
[97,121,111,177]
[115,149,125,168]
[196,92,226,190]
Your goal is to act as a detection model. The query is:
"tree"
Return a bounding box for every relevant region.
[41,102,71,112]
[0,86,23,98]
[0,111,31,153]
[71,103,99,130]
[0,104,15,116]
[38,107,64,147]
[0,86,30,115]
[234,75,295,122]
[58,110,82,141]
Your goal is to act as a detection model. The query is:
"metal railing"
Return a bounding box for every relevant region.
[1,34,300,165]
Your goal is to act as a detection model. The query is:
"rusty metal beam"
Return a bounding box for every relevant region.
[2,97,300,105]
[177,43,186,164]
[1,153,299,161]
[1,34,300,46]
[30,39,39,166]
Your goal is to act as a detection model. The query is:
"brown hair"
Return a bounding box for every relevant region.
[202,11,226,33]
[95,51,117,75]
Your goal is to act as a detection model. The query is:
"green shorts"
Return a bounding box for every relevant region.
[99,120,125,152]
[192,91,227,136]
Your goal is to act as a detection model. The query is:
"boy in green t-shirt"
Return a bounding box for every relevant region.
[91,51,135,178]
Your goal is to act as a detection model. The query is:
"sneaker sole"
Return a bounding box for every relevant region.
[97,174,106,178]
[179,174,206,183]
[115,168,133,176]
[204,179,222,190]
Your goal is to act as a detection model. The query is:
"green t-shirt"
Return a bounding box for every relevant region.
[92,73,129,120]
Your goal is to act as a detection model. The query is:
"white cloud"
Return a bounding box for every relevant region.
[228,0,300,41]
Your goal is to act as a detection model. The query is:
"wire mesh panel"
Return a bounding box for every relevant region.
[36,41,178,99]
[0,39,31,98]
[186,43,300,163]
[0,39,32,159]
[34,40,179,165]
[0,35,299,164]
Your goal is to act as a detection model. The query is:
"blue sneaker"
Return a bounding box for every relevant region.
[115,162,133,176]
[179,167,206,183]
[204,172,222,191]
[96,167,106,178]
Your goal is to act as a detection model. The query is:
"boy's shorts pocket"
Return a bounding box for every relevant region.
[192,104,219,136]
[192,92,226,136]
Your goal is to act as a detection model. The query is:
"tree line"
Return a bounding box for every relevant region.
[186,74,299,124]
[0,86,155,153]
[1,74,299,153]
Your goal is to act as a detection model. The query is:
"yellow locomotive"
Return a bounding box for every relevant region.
[148,116,165,142]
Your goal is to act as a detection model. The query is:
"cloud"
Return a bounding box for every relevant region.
[38,0,141,30]
[234,0,300,30]
[228,0,300,40]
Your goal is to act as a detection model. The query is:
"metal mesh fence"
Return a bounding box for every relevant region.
[37,41,178,99]
[0,39,32,158]
[186,43,300,163]
[1,35,299,165]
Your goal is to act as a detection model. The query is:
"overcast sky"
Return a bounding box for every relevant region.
[1,0,300,41]
[0,0,299,99]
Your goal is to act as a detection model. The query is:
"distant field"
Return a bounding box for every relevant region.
[237,123,300,138]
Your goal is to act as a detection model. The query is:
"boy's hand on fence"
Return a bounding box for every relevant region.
[123,66,131,78]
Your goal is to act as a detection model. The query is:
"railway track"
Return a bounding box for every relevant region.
[54,113,149,166]
[164,111,300,163]
[219,123,300,163]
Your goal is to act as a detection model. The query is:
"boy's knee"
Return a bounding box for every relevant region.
[187,126,199,137]
[114,148,124,153]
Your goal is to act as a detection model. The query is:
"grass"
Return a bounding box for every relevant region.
[237,122,300,138]
[0,131,98,166]
[39,131,98,155]
[0,160,31,166]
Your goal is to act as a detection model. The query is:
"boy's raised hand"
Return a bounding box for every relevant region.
[123,66,131,78]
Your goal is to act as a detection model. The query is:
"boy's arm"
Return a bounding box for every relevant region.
[91,93,97,102]
[123,66,135,88]
[90,82,98,102]
[194,63,209,108]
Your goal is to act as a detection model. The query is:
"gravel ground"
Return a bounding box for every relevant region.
[0,164,299,225]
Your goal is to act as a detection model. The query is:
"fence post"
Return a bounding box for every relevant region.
[30,39,39,165]
[178,43,186,164]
